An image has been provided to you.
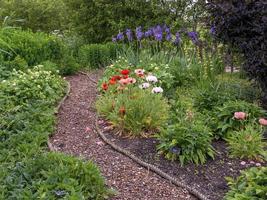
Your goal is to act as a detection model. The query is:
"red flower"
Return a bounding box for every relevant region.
[123,75,129,79]
[109,79,117,85]
[102,82,108,91]
[121,69,130,76]
[111,75,121,81]
[119,106,126,116]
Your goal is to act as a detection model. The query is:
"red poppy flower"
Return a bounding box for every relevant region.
[119,106,126,115]
[121,69,130,76]
[102,82,108,91]
[112,75,121,81]
[109,79,117,85]
[123,75,129,79]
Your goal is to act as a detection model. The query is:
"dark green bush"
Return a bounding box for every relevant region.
[225,167,267,200]
[78,43,122,69]
[0,28,80,75]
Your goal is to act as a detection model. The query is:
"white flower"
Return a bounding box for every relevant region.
[139,82,150,89]
[146,75,158,83]
[152,87,163,93]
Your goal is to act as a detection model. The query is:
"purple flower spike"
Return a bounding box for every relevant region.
[173,32,181,45]
[145,29,153,37]
[153,25,163,41]
[126,29,133,42]
[136,26,144,41]
[116,32,124,41]
[165,27,171,41]
[187,31,199,44]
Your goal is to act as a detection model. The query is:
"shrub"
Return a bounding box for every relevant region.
[225,167,267,200]
[96,87,169,136]
[209,0,267,107]
[0,66,65,105]
[226,124,266,160]
[78,44,110,69]
[1,152,109,199]
[156,118,215,166]
[213,100,266,138]
[0,28,80,75]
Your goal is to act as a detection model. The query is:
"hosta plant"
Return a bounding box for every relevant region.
[226,124,267,161]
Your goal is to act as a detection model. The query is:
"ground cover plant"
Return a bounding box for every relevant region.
[0,66,110,199]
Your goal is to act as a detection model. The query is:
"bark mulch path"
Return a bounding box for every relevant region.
[50,70,195,200]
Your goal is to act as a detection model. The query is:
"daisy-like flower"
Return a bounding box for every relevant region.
[134,69,145,77]
[152,87,163,93]
[139,82,150,89]
[146,75,158,83]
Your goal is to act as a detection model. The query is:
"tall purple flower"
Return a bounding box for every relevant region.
[173,32,181,45]
[145,28,153,38]
[116,32,124,41]
[165,27,171,41]
[126,29,133,42]
[187,31,199,44]
[136,26,144,41]
[153,25,163,41]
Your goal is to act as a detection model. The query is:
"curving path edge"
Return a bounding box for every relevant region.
[49,70,198,200]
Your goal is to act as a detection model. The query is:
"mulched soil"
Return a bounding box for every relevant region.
[50,71,195,200]
[100,124,267,200]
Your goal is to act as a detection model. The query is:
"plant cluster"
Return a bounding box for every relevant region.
[0,67,109,199]
[225,167,267,200]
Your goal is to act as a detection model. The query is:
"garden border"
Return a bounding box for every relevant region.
[47,71,210,200]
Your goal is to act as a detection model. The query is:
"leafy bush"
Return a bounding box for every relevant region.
[78,44,109,69]
[0,28,80,75]
[156,119,215,166]
[96,88,169,136]
[226,124,266,160]
[0,67,110,199]
[0,66,65,105]
[1,152,109,199]
[225,167,267,200]
[213,100,266,138]
[209,0,267,107]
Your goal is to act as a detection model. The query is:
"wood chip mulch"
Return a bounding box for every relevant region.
[50,70,195,200]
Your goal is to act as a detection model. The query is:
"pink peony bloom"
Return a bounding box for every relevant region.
[259,118,267,126]
[234,112,247,120]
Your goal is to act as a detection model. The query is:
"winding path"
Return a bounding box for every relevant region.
[50,70,195,200]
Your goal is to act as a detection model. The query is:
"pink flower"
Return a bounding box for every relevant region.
[126,77,136,84]
[234,112,247,120]
[119,78,129,85]
[118,77,136,85]
[255,163,261,167]
[259,118,267,126]
[135,69,145,77]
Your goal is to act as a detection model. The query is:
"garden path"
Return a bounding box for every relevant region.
[49,70,195,200]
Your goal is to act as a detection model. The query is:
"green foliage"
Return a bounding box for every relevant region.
[0,0,68,32]
[226,125,266,160]
[79,44,112,69]
[96,88,169,136]
[156,119,215,166]
[0,28,80,75]
[225,167,267,200]
[213,100,266,138]
[1,152,109,199]
[0,67,109,199]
